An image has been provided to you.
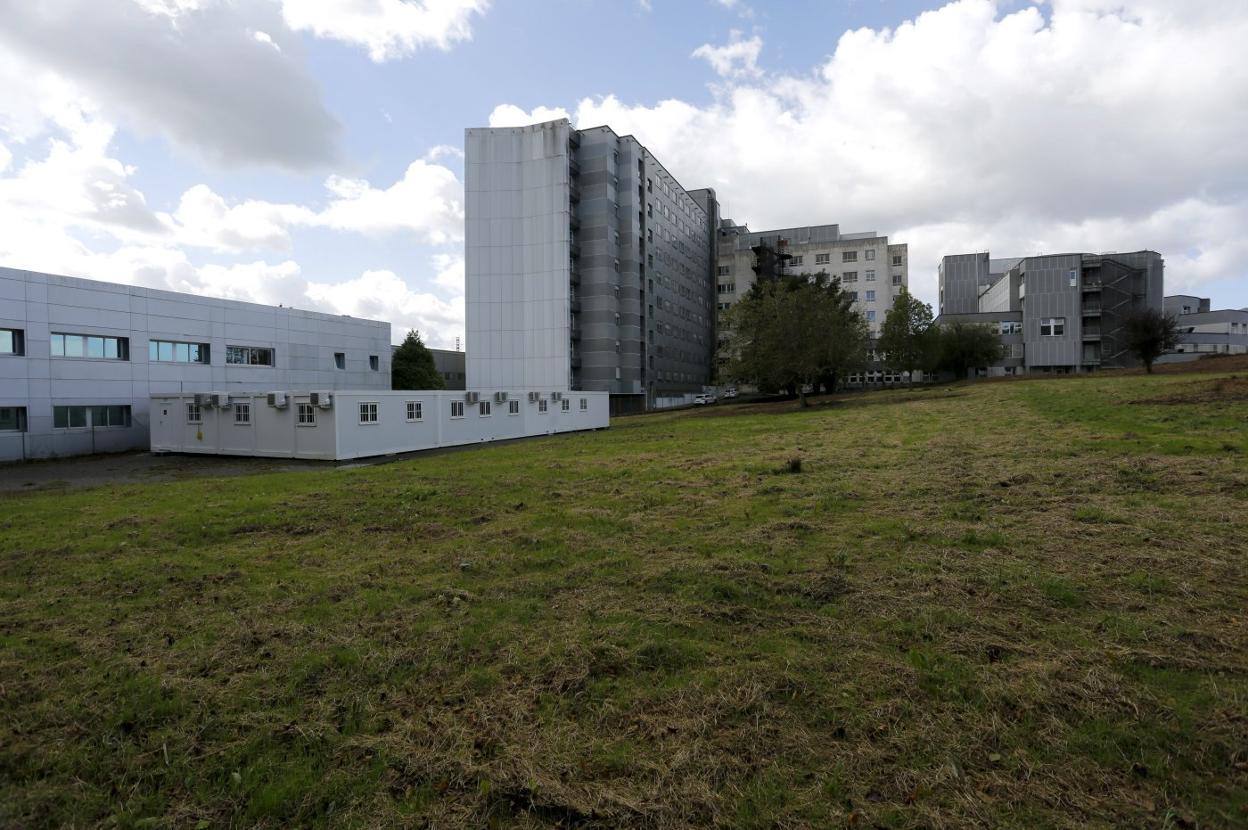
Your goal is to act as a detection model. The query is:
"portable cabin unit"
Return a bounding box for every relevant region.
[149,390,609,460]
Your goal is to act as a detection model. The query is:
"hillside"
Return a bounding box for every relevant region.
[2,370,1246,828]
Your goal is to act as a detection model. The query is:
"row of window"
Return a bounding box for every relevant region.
[1,328,380,369]
[185,398,591,427]
[0,405,133,432]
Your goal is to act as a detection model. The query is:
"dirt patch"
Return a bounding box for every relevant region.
[1131,376,1248,405]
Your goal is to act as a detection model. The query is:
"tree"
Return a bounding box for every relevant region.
[391,330,445,390]
[725,271,868,407]
[877,287,935,386]
[1122,308,1181,374]
[935,322,1003,380]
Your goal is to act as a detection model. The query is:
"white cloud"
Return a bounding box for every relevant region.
[280,0,489,62]
[692,31,763,78]
[487,104,573,128]
[307,266,464,347]
[0,0,340,170]
[515,0,1248,307]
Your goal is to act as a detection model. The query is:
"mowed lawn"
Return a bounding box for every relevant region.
[2,370,1247,829]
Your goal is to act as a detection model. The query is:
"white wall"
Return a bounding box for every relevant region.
[150,390,610,461]
[1,267,391,461]
[465,121,573,392]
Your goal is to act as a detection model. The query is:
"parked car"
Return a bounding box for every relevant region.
[693,393,713,406]
[723,387,738,399]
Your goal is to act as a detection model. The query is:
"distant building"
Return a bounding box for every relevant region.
[464,119,719,414]
[1164,294,1248,356]
[430,348,466,390]
[936,251,1164,375]
[0,267,390,461]
[715,222,909,338]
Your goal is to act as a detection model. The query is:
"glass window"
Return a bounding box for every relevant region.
[893,255,903,266]
[508,400,519,415]
[479,401,491,417]
[369,355,379,371]
[538,399,548,413]
[234,403,251,424]
[0,328,23,355]
[815,253,830,265]
[843,251,858,262]
[53,406,88,429]
[561,398,570,412]
[865,249,876,261]
[866,310,876,322]
[298,403,316,426]
[406,401,422,421]
[866,290,876,302]
[187,403,201,424]
[580,398,588,411]
[0,407,26,432]
[844,272,858,282]
[790,255,803,266]
[334,352,345,370]
[1041,318,1066,336]
[52,333,131,360]
[150,340,209,363]
[892,274,903,286]
[451,400,464,418]
[226,346,273,366]
[359,402,379,424]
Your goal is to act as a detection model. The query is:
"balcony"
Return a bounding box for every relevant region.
[1081,303,1102,316]
[568,156,580,176]
[569,265,580,285]
[570,351,582,368]
[569,180,580,203]
[570,239,581,259]
[570,327,581,342]
[570,295,582,313]
[569,212,580,231]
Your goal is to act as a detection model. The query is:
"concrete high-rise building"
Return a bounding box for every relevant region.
[936,250,1165,374]
[714,223,909,338]
[464,119,718,414]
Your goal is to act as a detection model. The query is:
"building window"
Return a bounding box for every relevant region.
[789,255,803,266]
[226,345,274,366]
[580,398,588,411]
[866,290,876,302]
[717,265,730,276]
[865,271,875,282]
[359,402,379,424]
[647,177,652,192]
[451,400,464,418]
[298,403,316,426]
[843,251,858,263]
[865,249,876,261]
[369,355,379,371]
[53,406,87,429]
[538,399,548,413]
[149,340,210,364]
[187,403,202,424]
[479,401,492,417]
[561,398,570,412]
[508,400,520,415]
[647,203,653,218]
[842,272,858,283]
[892,274,903,286]
[1040,318,1066,337]
[892,254,904,266]
[1068,269,1078,287]
[51,333,129,360]
[815,253,831,265]
[334,352,345,370]
[406,401,423,422]
[0,407,27,432]
[1,328,24,355]
[717,283,735,294]
[866,310,876,322]
[234,403,251,425]
[847,291,858,301]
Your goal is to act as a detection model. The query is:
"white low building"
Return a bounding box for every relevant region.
[149,389,610,461]
[1,267,391,461]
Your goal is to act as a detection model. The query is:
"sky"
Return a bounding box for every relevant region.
[1,0,1245,349]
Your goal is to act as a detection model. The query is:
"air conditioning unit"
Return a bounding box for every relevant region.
[551,391,563,401]
[527,391,540,403]
[310,391,334,409]
[212,393,231,408]
[494,391,508,403]
[267,392,288,409]
[465,391,480,404]
[194,393,212,408]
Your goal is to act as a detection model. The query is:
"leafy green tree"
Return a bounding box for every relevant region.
[936,322,1003,380]
[391,330,445,390]
[877,287,935,386]
[726,272,868,407]
[1122,308,1181,373]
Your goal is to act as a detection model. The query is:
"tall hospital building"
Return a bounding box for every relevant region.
[465,119,719,414]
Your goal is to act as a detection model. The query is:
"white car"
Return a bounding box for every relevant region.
[723,388,738,399]
[693,393,713,405]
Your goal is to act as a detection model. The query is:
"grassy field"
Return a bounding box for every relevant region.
[2,367,1247,828]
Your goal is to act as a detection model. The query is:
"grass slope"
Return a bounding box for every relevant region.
[2,371,1246,828]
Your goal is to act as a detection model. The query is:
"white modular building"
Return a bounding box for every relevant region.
[149,389,610,461]
[0,267,391,461]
